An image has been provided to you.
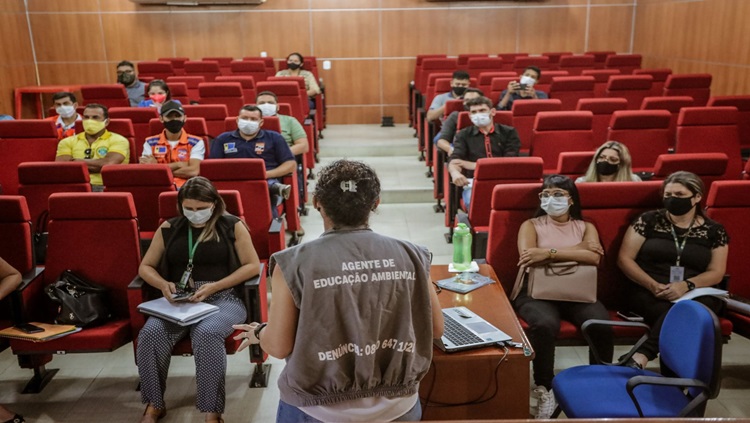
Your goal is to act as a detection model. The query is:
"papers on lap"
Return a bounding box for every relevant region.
[0,323,81,342]
[672,287,728,303]
[137,297,219,326]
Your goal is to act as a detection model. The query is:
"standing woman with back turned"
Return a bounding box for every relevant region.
[234,160,443,423]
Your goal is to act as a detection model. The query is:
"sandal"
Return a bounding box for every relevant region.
[141,405,166,422]
[205,415,224,423]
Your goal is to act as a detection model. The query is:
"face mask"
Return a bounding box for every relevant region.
[150,93,167,104]
[663,196,695,216]
[183,207,213,225]
[541,197,571,217]
[82,119,106,135]
[470,112,492,127]
[56,104,76,119]
[520,75,536,87]
[118,73,135,85]
[257,103,278,117]
[287,62,301,70]
[596,161,619,176]
[163,119,185,134]
[238,119,260,135]
[452,86,467,96]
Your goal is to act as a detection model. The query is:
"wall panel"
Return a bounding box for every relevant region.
[240,12,311,59]
[101,13,174,62]
[312,11,380,58]
[587,5,633,53]
[319,60,381,106]
[30,13,107,62]
[518,6,587,53]
[0,5,35,114]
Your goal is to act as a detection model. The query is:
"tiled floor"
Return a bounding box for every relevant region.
[1,124,749,422]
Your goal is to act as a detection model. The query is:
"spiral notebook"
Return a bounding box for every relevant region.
[138,297,219,326]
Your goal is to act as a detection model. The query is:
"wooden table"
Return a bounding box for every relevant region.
[420,264,533,420]
[14,85,80,119]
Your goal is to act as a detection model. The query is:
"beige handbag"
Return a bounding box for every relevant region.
[511,261,597,303]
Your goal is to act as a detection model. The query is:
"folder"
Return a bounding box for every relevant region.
[137,297,219,326]
[0,323,81,342]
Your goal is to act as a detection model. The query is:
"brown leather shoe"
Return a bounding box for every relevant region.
[141,405,166,423]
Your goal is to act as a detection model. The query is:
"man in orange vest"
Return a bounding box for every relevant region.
[47,91,82,140]
[140,101,204,188]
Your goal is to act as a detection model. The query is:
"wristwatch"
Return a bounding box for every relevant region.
[254,322,267,340]
[549,248,557,260]
[685,279,696,291]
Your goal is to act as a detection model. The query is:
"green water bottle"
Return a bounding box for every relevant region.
[452,223,472,271]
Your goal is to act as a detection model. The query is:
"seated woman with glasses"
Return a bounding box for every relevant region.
[617,171,728,370]
[575,141,641,183]
[510,174,613,419]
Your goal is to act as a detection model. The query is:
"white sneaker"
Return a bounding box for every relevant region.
[534,386,557,419]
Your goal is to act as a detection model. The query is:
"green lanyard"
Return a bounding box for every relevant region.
[187,227,200,271]
[669,216,695,267]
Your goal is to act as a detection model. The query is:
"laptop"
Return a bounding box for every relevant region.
[434,306,512,353]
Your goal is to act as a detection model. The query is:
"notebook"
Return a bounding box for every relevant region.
[138,297,219,326]
[434,307,512,353]
[0,323,81,342]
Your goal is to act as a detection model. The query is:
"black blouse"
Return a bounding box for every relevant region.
[632,210,728,284]
[165,225,232,283]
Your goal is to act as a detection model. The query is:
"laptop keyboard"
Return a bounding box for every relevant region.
[442,312,485,346]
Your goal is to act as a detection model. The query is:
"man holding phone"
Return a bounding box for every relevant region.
[497,65,548,111]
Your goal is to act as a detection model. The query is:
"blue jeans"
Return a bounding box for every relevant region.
[276,398,421,423]
[462,185,472,209]
[267,178,283,218]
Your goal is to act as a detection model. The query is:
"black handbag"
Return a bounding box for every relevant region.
[45,270,112,327]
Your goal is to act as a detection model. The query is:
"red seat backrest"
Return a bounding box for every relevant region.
[548,76,596,110]
[477,71,518,95]
[199,159,278,259]
[159,57,189,75]
[708,95,750,149]
[166,75,205,100]
[534,70,569,94]
[511,99,563,153]
[467,57,504,78]
[634,68,673,96]
[18,161,91,232]
[165,82,190,105]
[556,151,596,179]
[558,55,595,76]
[576,97,629,144]
[584,51,616,69]
[184,61,222,82]
[223,116,281,134]
[705,181,750,299]
[202,56,234,75]
[215,75,258,104]
[181,104,229,138]
[74,118,137,164]
[444,100,464,119]
[101,164,176,232]
[80,84,131,108]
[489,77,516,105]
[652,153,729,193]
[531,111,595,172]
[198,82,245,114]
[255,81,306,123]
[675,106,743,179]
[0,196,34,274]
[605,75,653,109]
[457,53,489,66]
[242,56,276,76]
[469,157,544,229]
[664,74,712,106]
[581,69,621,97]
[641,96,694,146]
[607,110,672,172]
[416,58,457,93]
[604,54,642,74]
[542,52,573,68]
[0,120,62,194]
[137,61,175,80]
[158,190,245,224]
[497,53,529,62]
[513,56,551,72]
[230,60,268,83]
[426,78,452,110]
[413,54,447,85]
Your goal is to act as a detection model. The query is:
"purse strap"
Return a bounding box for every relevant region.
[510,266,528,301]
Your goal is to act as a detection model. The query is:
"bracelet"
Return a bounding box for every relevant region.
[253,322,267,341]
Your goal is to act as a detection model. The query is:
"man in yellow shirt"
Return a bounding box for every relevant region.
[55,103,130,191]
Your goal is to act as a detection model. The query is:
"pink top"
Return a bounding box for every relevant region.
[531,215,586,249]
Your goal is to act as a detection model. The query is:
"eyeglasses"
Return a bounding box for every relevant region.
[84,148,92,159]
[538,191,569,199]
[597,155,620,164]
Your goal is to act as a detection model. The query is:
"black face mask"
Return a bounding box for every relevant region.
[452,86,467,96]
[163,119,185,134]
[663,196,695,216]
[287,62,301,70]
[118,73,135,86]
[596,161,619,176]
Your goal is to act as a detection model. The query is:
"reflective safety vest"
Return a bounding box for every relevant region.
[144,130,202,187]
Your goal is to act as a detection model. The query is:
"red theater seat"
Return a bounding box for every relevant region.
[147,117,209,155]
[605,75,653,109]
[675,106,743,179]
[542,52,573,69]
[663,74,712,106]
[0,196,35,275]
[159,57,189,76]
[467,57,504,78]
[0,119,59,195]
[137,61,175,80]
[548,76,596,110]
[202,56,234,75]
[513,56,551,73]
[184,61,221,82]
[604,54,642,74]
[558,55,595,76]
[215,76,256,104]
[533,71,569,95]
[511,99,563,154]
[166,76,205,101]
[167,82,190,105]
[641,96,695,147]
[477,71,518,95]
[457,53,489,66]
[556,151,595,179]
[581,69,621,97]
[607,110,672,173]
[584,51,616,69]
[634,68,673,96]
[707,95,750,150]
[74,119,137,164]
[102,164,176,234]
[181,104,228,139]
[198,82,245,114]
[230,60,268,84]
[652,153,728,192]
[531,111,595,173]
[80,85,131,108]
[576,97,629,144]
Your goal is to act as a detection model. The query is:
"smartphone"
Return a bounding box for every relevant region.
[617,311,644,322]
[171,292,193,302]
[15,323,44,334]
[518,83,528,91]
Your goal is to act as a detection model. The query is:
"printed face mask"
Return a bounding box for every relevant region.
[663,196,694,216]
[596,161,619,176]
[541,196,570,217]
[257,103,278,117]
[470,112,492,127]
[238,119,260,135]
[183,207,213,225]
[82,119,106,135]
[520,75,536,87]
[56,104,76,119]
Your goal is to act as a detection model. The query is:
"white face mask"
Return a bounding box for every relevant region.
[257,103,277,117]
[56,104,76,119]
[470,112,492,127]
[520,75,536,87]
[237,119,260,135]
[183,207,213,225]
[541,197,570,217]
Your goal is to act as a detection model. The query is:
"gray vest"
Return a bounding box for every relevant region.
[271,229,434,407]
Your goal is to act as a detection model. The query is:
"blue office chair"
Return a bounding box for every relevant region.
[552,301,722,418]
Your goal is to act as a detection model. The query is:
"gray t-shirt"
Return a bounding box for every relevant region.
[271,228,434,407]
[126,80,146,107]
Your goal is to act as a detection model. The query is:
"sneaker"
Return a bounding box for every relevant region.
[534,386,557,419]
[278,184,292,200]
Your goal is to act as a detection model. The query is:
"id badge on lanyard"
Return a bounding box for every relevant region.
[178,227,199,290]
[669,217,694,283]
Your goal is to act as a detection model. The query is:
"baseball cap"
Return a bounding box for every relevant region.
[160,101,185,117]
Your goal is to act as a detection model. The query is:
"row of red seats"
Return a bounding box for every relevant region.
[146,56,320,81]
[0,177,276,392]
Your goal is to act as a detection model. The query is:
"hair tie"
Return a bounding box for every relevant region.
[340,180,357,192]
